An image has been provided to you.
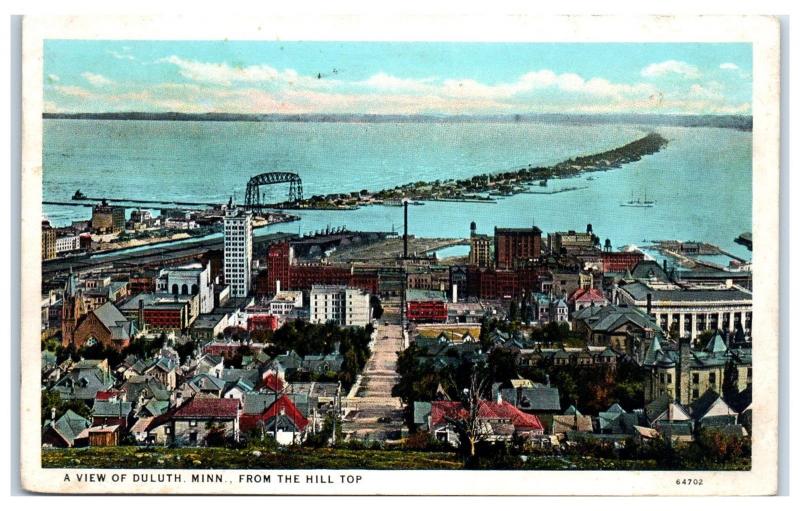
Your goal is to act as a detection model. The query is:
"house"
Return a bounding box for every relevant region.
[572,303,662,354]
[551,406,594,435]
[531,293,551,323]
[492,382,561,416]
[632,425,660,445]
[86,424,121,446]
[239,394,310,445]
[596,403,643,435]
[549,298,569,324]
[567,287,609,312]
[42,410,90,448]
[644,394,694,442]
[143,355,178,390]
[689,389,739,429]
[194,353,224,378]
[129,417,156,444]
[90,398,133,430]
[51,359,115,402]
[181,373,227,399]
[148,397,241,446]
[300,353,344,376]
[425,398,544,447]
[121,374,172,416]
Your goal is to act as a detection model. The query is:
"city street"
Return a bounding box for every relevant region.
[341,300,406,442]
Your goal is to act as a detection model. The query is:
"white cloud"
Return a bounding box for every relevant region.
[81,72,114,87]
[360,73,435,93]
[720,62,740,70]
[157,55,332,89]
[52,85,92,98]
[47,57,748,116]
[641,60,700,79]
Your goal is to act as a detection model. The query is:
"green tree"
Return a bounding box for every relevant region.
[41,389,89,425]
[370,296,384,320]
[508,300,519,322]
[487,348,518,384]
[722,359,740,401]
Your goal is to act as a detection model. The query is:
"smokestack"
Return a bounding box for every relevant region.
[452,284,458,304]
[276,279,281,294]
[138,299,145,331]
[403,199,409,259]
[646,293,652,316]
[677,338,692,405]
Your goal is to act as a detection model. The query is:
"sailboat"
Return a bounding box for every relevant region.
[620,190,655,208]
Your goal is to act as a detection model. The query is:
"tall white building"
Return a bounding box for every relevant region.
[309,285,371,327]
[223,207,253,298]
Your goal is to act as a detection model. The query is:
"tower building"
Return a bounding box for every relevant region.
[223,206,253,298]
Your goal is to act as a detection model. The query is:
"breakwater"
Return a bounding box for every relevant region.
[293,132,668,209]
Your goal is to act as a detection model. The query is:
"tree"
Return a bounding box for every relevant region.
[446,371,489,460]
[722,359,740,401]
[41,389,89,425]
[508,300,519,322]
[370,296,384,320]
[488,347,518,384]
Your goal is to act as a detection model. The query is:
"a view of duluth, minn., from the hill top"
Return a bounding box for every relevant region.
[39,41,754,471]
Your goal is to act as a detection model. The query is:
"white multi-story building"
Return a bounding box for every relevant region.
[157,263,215,314]
[223,207,253,298]
[268,290,304,318]
[309,285,371,327]
[55,232,81,254]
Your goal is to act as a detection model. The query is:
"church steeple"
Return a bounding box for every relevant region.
[61,270,86,348]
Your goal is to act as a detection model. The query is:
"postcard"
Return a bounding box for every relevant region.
[19,14,781,495]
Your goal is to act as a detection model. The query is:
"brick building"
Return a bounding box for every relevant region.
[41,220,57,261]
[466,266,542,299]
[601,251,646,273]
[494,227,542,269]
[406,289,448,323]
[91,202,126,234]
[258,241,379,296]
[71,301,138,351]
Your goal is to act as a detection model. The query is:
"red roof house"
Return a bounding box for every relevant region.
[172,398,241,420]
[240,395,309,445]
[259,372,287,393]
[429,399,544,445]
[568,287,609,310]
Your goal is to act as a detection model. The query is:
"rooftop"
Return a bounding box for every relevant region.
[406,289,447,302]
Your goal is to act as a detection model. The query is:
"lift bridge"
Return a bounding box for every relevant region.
[244,172,303,212]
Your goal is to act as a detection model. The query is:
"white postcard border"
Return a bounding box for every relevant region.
[20,14,781,495]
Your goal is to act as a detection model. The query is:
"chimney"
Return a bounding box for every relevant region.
[403,199,409,259]
[663,259,668,272]
[452,284,458,304]
[276,279,281,294]
[646,293,652,316]
[138,299,145,331]
[676,338,692,405]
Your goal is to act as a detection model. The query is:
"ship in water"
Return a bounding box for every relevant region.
[620,191,655,208]
[72,189,87,200]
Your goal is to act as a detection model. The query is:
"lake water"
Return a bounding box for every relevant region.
[43,120,753,260]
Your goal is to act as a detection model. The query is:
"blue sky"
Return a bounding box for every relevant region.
[43,41,752,115]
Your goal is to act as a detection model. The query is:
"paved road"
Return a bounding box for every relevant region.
[341,301,406,441]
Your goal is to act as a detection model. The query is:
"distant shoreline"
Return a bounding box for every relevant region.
[42,112,753,131]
